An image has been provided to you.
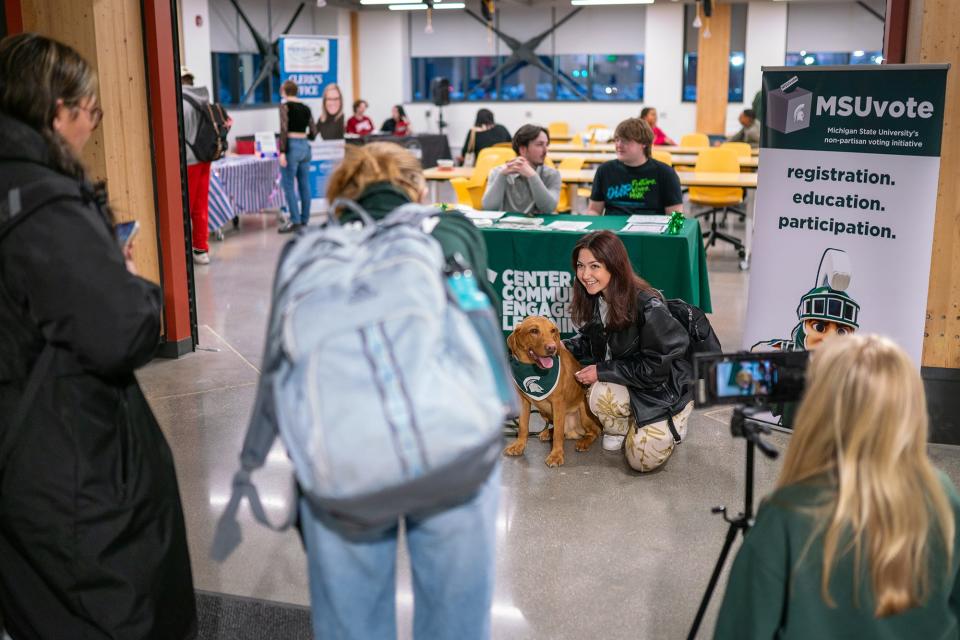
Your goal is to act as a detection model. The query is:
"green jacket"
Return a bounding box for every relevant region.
[340,183,499,305]
[715,471,960,639]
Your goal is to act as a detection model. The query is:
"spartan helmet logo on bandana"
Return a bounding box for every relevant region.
[753,248,861,352]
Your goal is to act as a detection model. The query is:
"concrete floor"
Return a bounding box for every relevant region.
[137,210,960,640]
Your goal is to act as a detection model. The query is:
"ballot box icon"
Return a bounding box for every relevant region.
[767,76,812,134]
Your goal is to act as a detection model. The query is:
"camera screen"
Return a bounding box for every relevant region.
[714,360,778,399]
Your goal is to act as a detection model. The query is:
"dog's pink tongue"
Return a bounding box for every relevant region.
[536,355,554,369]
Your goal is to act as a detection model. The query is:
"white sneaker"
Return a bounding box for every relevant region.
[193,251,210,265]
[602,434,625,451]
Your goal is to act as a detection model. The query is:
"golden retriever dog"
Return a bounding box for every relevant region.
[504,316,601,467]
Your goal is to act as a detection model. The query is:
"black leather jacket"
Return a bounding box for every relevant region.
[563,290,693,426]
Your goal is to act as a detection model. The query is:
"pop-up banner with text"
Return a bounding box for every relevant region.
[744,65,948,363]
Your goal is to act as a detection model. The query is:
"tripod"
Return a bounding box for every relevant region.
[686,406,780,640]
[436,104,448,134]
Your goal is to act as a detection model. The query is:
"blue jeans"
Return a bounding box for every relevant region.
[281,138,313,225]
[299,464,501,640]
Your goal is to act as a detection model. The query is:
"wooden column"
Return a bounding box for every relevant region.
[695,1,731,136]
[909,0,960,368]
[350,11,360,104]
[4,0,23,33]
[21,0,160,284]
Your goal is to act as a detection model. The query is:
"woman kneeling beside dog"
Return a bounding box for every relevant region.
[564,230,694,472]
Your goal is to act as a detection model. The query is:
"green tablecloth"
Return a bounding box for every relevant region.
[481,215,712,336]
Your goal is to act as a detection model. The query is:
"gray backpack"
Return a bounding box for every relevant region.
[213,201,514,558]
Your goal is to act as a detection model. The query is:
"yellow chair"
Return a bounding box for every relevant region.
[492,141,513,149]
[585,123,608,132]
[680,133,710,148]
[548,121,570,139]
[690,148,745,261]
[720,141,752,159]
[556,156,585,213]
[450,147,517,209]
[651,150,674,165]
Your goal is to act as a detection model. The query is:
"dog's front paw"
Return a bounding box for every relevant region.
[575,438,594,452]
[504,442,526,457]
[538,428,553,442]
[545,450,564,467]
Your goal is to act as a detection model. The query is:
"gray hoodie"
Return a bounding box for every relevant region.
[481,164,562,215]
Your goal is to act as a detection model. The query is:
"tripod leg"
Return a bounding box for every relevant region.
[687,520,742,640]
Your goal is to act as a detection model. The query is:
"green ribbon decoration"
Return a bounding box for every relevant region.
[664,211,685,235]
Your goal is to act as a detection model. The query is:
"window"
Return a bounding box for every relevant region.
[211,52,279,106]
[785,51,884,66]
[682,3,747,103]
[411,54,644,103]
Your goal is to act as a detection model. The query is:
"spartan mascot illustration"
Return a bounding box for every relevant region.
[753,248,860,352]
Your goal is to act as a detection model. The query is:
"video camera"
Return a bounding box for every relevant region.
[693,350,809,408]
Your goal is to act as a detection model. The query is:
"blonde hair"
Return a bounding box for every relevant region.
[778,334,954,617]
[320,83,343,121]
[326,142,425,214]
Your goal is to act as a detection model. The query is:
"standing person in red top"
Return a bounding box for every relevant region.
[381,104,412,137]
[346,99,374,136]
[640,106,676,147]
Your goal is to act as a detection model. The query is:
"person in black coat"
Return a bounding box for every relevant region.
[0,33,196,639]
[563,230,693,471]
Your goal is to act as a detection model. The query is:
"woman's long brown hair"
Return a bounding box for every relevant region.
[0,33,97,182]
[570,230,659,330]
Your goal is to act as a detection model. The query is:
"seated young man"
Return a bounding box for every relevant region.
[586,117,683,216]
[481,124,561,215]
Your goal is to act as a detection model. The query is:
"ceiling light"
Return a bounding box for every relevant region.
[389,2,427,8]
[571,0,653,5]
[361,0,420,4]
[435,2,465,7]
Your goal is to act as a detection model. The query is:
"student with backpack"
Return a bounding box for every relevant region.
[181,65,229,264]
[211,141,512,640]
[563,230,696,472]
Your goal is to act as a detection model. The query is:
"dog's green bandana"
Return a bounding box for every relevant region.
[510,355,561,401]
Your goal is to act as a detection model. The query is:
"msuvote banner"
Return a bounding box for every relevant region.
[278,36,338,98]
[743,65,948,363]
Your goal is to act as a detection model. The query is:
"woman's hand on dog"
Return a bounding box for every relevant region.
[575,365,598,385]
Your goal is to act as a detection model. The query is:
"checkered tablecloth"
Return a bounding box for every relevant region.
[208,156,285,232]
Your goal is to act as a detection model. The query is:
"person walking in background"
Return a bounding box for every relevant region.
[277,79,317,234]
[640,106,676,146]
[481,124,560,215]
[346,98,374,136]
[381,104,412,137]
[181,65,214,264]
[458,108,511,166]
[715,334,960,639]
[317,83,344,140]
[0,33,196,639]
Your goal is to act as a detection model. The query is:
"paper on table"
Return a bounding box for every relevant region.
[621,222,667,234]
[546,220,592,231]
[627,214,673,224]
[499,216,544,226]
[463,210,506,220]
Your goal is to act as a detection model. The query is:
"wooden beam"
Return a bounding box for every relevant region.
[4,0,23,33]
[883,0,910,64]
[143,0,194,350]
[914,0,960,367]
[695,1,731,136]
[350,10,360,105]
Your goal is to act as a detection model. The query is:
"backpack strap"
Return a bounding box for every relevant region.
[0,345,55,478]
[665,411,682,444]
